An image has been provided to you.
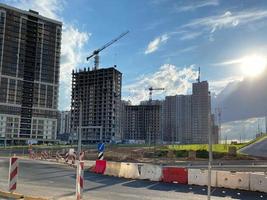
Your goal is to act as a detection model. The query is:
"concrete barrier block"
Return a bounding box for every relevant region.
[250,172,267,193]
[217,171,250,190]
[104,162,122,177]
[84,160,95,169]
[139,164,162,181]
[119,162,140,179]
[188,169,217,187]
[162,167,188,184]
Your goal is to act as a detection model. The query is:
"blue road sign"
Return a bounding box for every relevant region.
[97,143,105,152]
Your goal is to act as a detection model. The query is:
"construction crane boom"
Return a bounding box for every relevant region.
[148,87,164,102]
[86,31,129,70]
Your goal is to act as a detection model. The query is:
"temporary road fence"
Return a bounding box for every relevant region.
[138,164,162,181]
[217,171,250,190]
[188,169,217,186]
[104,161,121,177]
[162,167,188,184]
[94,160,106,174]
[250,172,267,193]
[119,162,141,179]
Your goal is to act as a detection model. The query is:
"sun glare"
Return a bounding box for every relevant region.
[241,55,267,77]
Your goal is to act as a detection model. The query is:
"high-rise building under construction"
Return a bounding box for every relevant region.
[71,67,122,144]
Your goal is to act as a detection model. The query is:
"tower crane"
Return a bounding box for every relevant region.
[148,87,164,101]
[86,30,129,70]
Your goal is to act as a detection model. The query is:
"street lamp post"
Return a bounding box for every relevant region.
[77,100,82,160]
[207,113,213,200]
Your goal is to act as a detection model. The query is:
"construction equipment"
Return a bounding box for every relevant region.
[86,31,129,70]
[148,87,164,101]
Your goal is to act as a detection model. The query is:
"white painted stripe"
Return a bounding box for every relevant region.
[100,143,104,151]
[10,160,18,172]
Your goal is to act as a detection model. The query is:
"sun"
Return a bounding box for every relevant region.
[240,55,267,77]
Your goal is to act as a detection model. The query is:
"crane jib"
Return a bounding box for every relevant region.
[86,31,129,69]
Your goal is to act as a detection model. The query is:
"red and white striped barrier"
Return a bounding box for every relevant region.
[76,161,84,200]
[8,157,18,192]
[79,151,85,161]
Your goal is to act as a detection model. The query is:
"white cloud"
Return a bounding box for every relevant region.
[175,0,219,12]
[60,25,90,106]
[5,0,64,20]
[6,0,91,110]
[123,64,198,104]
[183,9,267,33]
[221,117,266,141]
[209,76,242,95]
[162,45,198,58]
[145,34,169,54]
[180,31,202,40]
[180,9,267,42]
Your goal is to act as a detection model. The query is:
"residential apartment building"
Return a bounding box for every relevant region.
[70,67,122,144]
[123,103,162,144]
[162,81,216,144]
[192,81,211,144]
[0,4,61,144]
[162,95,192,144]
[117,100,131,142]
[57,111,71,134]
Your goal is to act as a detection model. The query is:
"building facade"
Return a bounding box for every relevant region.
[192,81,211,144]
[162,81,215,144]
[162,95,192,144]
[123,103,162,144]
[71,67,122,144]
[0,4,61,144]
[57,111,71,135]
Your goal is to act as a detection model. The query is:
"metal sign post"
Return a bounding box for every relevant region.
[97,143,105,160]
[77,101,82,161]
[208,114,213,200]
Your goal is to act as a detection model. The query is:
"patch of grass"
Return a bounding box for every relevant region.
[165,143,246,153]
[239,134,267,150]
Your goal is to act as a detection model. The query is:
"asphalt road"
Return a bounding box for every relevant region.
[240,137,267,158]
[0,158,266,200]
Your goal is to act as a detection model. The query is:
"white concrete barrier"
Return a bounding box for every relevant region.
[119,162,140,179]
[84,160,95,169]
[104,162,122,177]
[139,164,162,181]
[217,171,250,190]
[250,172,267,193]
[188,169,217,186]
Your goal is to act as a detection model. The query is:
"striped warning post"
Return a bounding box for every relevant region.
[76,161,84,200]
[8,157,18,192]
[79,151,85,161]
[98,151,104,160]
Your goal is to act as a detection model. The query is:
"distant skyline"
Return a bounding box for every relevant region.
[2,0,267,141]
[3,0,267,109]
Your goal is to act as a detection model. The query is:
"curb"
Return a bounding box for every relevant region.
[0,190,48,200]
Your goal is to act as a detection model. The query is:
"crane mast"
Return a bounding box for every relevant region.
[86,31,129,70]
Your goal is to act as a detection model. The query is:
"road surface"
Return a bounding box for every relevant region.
[240,137,267,158]
[0,158,266,200]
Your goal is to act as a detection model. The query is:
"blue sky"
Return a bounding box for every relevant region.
[2,0,267,111]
